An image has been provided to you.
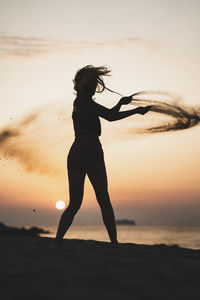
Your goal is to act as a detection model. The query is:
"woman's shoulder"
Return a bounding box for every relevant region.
[73,97,97,117]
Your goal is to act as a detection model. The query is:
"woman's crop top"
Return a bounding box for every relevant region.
[72,97,101,137]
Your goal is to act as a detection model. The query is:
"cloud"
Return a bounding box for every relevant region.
[0,34,157,57]
[0,35,59,57]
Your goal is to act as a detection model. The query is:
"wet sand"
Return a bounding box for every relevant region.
[1,235,200,300]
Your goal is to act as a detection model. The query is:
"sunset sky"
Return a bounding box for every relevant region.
[0,0,200,227]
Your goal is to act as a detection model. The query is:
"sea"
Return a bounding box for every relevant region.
[41,225,200,250]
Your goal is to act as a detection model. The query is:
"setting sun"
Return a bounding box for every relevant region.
[55,200,65,210]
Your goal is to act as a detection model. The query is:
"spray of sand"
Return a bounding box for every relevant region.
[0,109,68,176]
[0,91,199,176]
[129,90,200,133]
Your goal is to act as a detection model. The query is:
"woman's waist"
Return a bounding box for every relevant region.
[71,134,103,150]
[74,134,100,141]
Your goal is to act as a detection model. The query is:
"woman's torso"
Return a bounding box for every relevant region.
[67,96,104,169]
[72,96,101,137]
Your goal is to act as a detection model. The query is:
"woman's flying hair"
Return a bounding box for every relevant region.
[73,65,122,96]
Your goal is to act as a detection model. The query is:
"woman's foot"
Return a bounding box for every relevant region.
[111,239,118,245]
[55,237,64,243]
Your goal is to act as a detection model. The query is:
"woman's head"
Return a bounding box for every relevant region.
[73,65,111,96]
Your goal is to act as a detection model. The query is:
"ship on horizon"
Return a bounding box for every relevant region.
[116,219,136,225]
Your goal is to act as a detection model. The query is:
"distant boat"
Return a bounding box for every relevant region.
[116,219,136,225]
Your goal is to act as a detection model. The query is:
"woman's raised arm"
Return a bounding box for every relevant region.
[110,96,133,112]
[92,100,151,122]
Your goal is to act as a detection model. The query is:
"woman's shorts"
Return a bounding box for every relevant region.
[67,135,105,172]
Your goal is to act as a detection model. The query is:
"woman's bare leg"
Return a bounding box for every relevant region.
[87,163,118,244]
[56,168,86,240]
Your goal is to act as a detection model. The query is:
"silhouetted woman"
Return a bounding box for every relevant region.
[56,65,151,243]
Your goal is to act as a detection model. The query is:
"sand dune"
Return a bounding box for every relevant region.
[1,235,200,300]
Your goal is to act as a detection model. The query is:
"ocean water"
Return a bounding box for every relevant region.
[41,225,200,250]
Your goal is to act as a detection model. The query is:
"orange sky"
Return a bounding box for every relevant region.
[0,0,200,226]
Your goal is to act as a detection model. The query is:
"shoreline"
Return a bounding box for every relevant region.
[40,224,200,250]
[1,235,200,299]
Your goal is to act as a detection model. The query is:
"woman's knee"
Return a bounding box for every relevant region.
[64,203,81,215]
[95,185,109,197]
[96,191,112,209]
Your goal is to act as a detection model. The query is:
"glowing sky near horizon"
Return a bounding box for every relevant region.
[0,0,200,226]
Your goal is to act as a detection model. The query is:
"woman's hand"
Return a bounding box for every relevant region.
[137,106,151,115]
[119,96,133,105]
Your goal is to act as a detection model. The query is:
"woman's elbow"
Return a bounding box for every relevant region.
[101,113,115,121]
[105,115,117,122]
[100,111,119,121]
[107,112,119,121]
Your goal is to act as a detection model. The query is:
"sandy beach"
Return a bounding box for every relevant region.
[1,235,200,300]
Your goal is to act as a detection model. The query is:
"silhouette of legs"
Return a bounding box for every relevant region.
[56,169,86,240]
[56,162,117,243]
[87,163,118,244]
